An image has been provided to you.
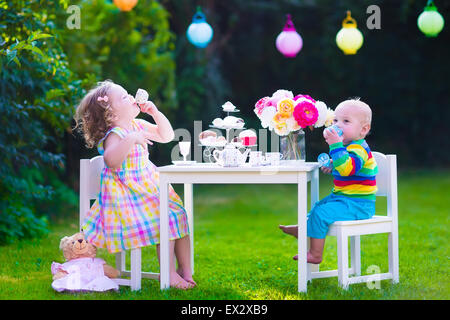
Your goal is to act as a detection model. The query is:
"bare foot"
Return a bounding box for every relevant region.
[168,271,194,290]
[293,252,322,264]
[279,225,298,238]
[177,267,197,287]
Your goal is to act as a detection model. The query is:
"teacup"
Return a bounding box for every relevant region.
[249,151,263,166]
[240,136,257,146]
[325,124,343,137]
[265,152,283,166]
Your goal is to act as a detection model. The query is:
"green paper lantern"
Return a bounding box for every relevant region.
[417,0,445,37]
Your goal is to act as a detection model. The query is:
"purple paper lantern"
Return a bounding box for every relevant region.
[276,14,303,58]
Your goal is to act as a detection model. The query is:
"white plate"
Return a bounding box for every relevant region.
[209,124,246,130]
[199,140,227,147]
[172,160,197,166]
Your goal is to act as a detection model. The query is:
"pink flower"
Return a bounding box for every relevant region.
[254,97,270,116]
[266,97,280,110]
[265,99,276,108]
[293,100,319,128]
[293,94,316,104]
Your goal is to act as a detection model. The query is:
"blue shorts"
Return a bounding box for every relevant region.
[307,193,375,239]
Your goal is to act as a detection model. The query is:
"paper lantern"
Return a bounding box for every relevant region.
[418,0,445,37]
[186,7,213,48]
[276,14,303,58]
[113,0,138,11]
[336,11,364,55]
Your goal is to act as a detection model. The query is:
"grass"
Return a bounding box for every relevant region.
[0,169,449,300]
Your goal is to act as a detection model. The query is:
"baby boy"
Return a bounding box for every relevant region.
[280,98,378,263]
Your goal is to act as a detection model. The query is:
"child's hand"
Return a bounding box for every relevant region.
[323,127,343,145]
[129,131,154,148]
[139,101,158,116]
[321,166,332,174]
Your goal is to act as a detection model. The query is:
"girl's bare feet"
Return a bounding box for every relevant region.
[177,267,197,287]
[279,225,298,238]
[169,271,195,290]
[292,251,322,264]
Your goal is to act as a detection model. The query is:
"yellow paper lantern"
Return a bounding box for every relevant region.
[113,0,138,12]
[336,11,364,55]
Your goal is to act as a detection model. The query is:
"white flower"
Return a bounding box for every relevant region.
[272,89,294,101]
[260,106,277,130]
[314,101,328,128]
[286,117,301,132]
[274,122,289,136]
[324,108,335,127]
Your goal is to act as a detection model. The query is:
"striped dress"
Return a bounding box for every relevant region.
[82,119,189,254]
[329,139,378,200]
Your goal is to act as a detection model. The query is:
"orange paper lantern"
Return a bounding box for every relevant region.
[113,0,138,12]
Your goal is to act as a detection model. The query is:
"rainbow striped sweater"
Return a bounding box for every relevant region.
[329,139,378,201]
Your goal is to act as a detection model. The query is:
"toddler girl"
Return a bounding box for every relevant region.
[74,80,195,289]
[279,98,378,264]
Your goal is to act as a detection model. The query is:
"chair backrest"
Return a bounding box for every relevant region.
[373,152,388,197]
[79,156,105,230]
[372,151,398,220]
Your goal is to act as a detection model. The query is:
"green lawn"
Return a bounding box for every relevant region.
[1,170,449,300]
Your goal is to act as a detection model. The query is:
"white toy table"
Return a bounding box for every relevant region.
[157,161,320,293]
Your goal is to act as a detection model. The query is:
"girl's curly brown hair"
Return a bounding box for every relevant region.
[73,80,117,149]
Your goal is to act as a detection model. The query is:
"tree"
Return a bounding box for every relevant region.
[0,0,85,243]
[59,0,178,166]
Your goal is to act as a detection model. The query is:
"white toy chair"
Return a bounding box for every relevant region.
[308,152,399,289]
[79,156,159,291]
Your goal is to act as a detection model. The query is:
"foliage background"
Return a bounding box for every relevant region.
[167,0,450,167]
[0,0,449,242]
[0,0,82,243]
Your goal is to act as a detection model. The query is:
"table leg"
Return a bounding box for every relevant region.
[308,168,320,277]
[311,167,319,206]
[298,172,308,293]
[159,174,170,290]
[184,183,194,274]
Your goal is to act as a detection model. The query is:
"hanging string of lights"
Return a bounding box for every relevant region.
[112,1,445,56]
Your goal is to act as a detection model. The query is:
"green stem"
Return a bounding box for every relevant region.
[288,132,298,160]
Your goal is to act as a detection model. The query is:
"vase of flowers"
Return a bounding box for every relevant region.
[254,90,334,162]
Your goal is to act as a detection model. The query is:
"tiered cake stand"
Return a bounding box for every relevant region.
[200,108,257,163]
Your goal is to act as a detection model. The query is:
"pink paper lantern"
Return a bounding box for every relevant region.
[276,14,303,58]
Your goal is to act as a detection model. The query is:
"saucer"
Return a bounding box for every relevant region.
[222,108,240,113]
[172,160,197,166]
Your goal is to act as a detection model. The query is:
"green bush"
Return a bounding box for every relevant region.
[59,0,179,164]
[0,0,179,243]
[0,202,49,245]
[0,0,84,244]
[60,0,177,113]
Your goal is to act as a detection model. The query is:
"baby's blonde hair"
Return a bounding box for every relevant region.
[336,97,372,125]
[73,80,116,149]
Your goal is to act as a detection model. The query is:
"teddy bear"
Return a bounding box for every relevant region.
[51,232,120,292]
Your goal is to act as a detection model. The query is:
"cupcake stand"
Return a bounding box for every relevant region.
[200,107,257,164]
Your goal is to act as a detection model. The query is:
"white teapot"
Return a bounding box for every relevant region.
[213,144,250,167]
